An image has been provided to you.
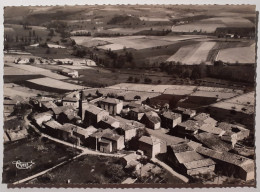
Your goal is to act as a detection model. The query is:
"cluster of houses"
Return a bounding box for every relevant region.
[7,87,252,182]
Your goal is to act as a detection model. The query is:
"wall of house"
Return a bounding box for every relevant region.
[117,136,125,150]
[36,115,52,126]
[63,101,79,108]
[187,165,215,176]
[116,102,123,114]
[125,128,137,141]
[100,142,112,153]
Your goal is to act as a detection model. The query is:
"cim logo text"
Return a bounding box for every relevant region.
[12,160,35,169]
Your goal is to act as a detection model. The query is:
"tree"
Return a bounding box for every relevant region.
[134,95,141,100]
[105,164,125,183]
[127,76,133,82]
[134,77,140,83]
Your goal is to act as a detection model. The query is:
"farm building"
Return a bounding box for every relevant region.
[116,123,137,142]
[51,105,74,120]
[82,104,109,127]
[70,30,91,36]
[138,136,162,158]
[196,146,255,181]
[61,69,79,78]
[167,143,216,177]
[99,98,123,115]
[129,105,154,121]
[160,111,182,129]
[140,111,161,130]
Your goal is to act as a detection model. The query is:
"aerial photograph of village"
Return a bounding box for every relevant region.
[2,4,257,187]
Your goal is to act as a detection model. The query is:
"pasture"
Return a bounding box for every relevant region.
[216,44,256,64]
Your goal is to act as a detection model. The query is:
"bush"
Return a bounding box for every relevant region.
[144,77,152,84]
[29,58,35,63]
[134,77,140,83]
[127,76,133,82]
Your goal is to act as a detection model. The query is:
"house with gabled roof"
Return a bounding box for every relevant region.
[129,105,154,121]
[167,143,216,176]
[161,110,182,129]
[99,97,123,115]
[138,135,162,158]
[173,107,196,120]
[82,104,109,127]
[140,111,161,130]
[195,146,255,181]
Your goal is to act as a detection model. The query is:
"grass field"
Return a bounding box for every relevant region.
[166,42,216,65]
[216,44,256,64]
[3,137,80,183]
[171,23,226,33]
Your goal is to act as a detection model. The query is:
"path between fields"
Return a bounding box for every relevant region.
[151,158,189,183]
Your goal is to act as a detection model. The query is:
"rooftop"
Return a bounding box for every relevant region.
[33,111,53,120]
[4,99,17,105]
[174,107,196,116]
[44,120,62,129]
[85,104,106,115]
[131,105,154,113]
[143,111,161,124]
[184,158,216,170]
[170,143,194,153]
[194,132,232,152]
[196,146,253,169]
[175,151,204,164]
[100,97,122,105]
[178,120,203,131]
[42,101,57,109]
[62,97,78,102]
[139,135,161,146]
[162,111,182,120]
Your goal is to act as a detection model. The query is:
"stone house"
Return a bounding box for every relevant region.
[167,143,216,176]
[99,98,123,115]
[138,136,161,158]
[129,105,154,121]
[173,107,196,121]
[4,99,17,116]
[33,111,53,127]
[62,97,79,108]
[82,105,109,127]
[161,111,182,129]
[98,115,120,129]
[140,111,161,130]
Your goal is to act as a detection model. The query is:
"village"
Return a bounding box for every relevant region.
[2,4,257,187]
[3,76,255,184]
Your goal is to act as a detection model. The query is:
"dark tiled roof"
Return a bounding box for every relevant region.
[162,111,181,120]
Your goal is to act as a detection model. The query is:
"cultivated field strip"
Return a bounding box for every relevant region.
[6,63,68,80]
[27,77,87,90]
[216,44,256,64]
[167,42,216,65]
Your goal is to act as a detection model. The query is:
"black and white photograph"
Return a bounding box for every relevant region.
[1,3,258,188]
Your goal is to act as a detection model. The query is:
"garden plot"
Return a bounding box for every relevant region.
[27,77,87,90]
[216,44,256,64]
[166,42,216,65]
[6,63,68,80]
